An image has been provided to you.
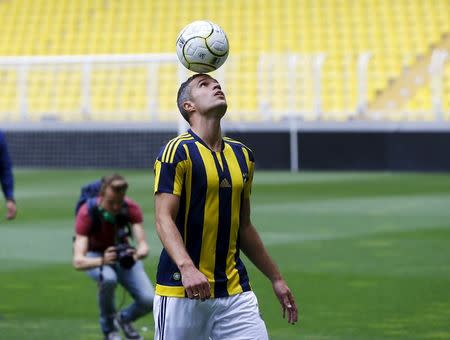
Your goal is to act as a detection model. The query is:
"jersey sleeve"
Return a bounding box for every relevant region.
[154,141,188,196]
[242,147,255,199]
[75,203,93,236]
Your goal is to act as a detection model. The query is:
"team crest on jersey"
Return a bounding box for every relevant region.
[173,272,181,281]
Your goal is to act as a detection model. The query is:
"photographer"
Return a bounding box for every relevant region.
[73,174,154,340]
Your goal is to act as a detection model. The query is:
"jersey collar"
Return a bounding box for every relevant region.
[188,128,225,152]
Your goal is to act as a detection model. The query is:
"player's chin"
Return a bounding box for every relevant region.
[215,101,228,117]
[215,99,227,108]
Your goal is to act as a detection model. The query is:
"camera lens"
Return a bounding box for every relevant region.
[117,243,135,269]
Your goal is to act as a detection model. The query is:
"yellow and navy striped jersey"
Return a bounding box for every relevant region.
[153,129,255,298]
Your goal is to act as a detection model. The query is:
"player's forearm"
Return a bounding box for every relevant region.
[156,216,194,270]
[240,223,283,283]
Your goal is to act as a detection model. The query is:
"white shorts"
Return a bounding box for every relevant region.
[153,291,268,340]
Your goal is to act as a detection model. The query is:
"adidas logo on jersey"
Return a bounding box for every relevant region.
[219,178,231,188]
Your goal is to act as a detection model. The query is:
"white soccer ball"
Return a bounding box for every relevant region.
[176,20,229,73]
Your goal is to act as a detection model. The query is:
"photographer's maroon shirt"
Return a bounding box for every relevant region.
[75,197,143,252]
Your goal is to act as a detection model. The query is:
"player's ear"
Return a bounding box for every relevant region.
[183,100,195,113]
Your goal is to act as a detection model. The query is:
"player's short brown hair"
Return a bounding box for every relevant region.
[177,73,212,123]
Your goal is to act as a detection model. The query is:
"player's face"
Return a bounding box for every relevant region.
[100,186,125,215]
[189,75,227,115]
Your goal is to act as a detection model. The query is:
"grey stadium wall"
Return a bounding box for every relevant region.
[4,123,450,171]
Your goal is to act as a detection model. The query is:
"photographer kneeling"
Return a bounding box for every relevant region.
[73,174,154,340]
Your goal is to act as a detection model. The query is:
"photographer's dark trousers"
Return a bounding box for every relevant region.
[86,252,154,335]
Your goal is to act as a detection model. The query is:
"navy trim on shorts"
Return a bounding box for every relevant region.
[157,296,167,340]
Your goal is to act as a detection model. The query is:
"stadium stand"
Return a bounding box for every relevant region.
[0,0,448,122]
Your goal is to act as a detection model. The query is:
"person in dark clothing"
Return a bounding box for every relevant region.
[0,131,16,220]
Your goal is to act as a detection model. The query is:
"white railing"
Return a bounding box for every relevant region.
[0,52,448,124]
[429,49,448,120]
[0,54,186,122]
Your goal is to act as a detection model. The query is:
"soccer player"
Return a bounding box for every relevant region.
[0,130,17,220]
[153,74,298,339]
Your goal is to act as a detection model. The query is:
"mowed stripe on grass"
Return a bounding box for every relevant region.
[0,170,449,339]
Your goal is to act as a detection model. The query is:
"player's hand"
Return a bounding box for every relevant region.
[103,246,117,265]
[272,278,298,324]
[6,200,16,220]
[180,263,211,301]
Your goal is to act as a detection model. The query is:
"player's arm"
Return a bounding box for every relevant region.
[72,234,117,270]
[0,133,16,219]
[239,197,298,324]
[131,222,149,260]
[155,192,210,300]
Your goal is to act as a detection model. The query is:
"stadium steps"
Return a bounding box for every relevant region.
[0,0,449,121]
[368,33,449,113]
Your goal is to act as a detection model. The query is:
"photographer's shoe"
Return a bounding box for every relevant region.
[115,314,143,340]
[104,331,122,340]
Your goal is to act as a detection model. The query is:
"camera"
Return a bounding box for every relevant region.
[116,226,135,269]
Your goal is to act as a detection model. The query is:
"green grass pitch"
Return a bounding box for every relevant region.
[1,170,449,339]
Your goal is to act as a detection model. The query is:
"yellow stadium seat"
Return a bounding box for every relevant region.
[0,0,448,121]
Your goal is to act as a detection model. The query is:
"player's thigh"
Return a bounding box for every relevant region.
[153,295,211,340]
[210,291,268,340]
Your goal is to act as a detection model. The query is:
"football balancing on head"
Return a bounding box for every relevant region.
[98,174,135,269]
[176,20,229,73]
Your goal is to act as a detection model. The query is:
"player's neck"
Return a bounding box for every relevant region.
[190,119,222,152]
